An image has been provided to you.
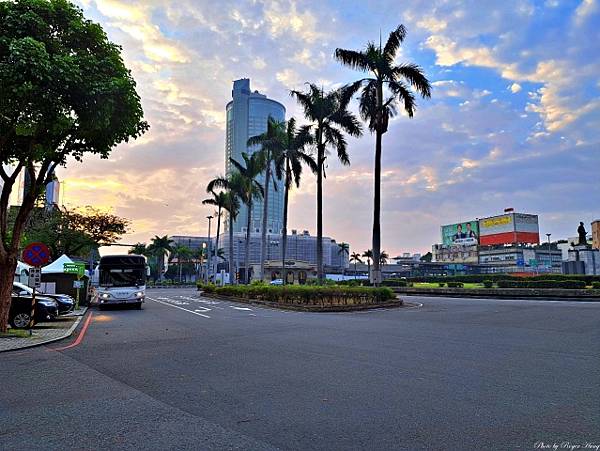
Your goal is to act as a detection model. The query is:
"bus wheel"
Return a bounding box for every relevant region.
[135,302,142,310]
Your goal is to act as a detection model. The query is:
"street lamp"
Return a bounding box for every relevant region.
[546,233,552,273]
[206,215,213,283]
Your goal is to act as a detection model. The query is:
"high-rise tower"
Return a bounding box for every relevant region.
[225,79,286,234]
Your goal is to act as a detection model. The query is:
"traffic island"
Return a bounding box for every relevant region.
[0,308,87,352]
[198,284,405,312]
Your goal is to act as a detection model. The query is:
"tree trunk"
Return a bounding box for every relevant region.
[245,198,252,284]
[214,206,221,277]
[372,82,384,286]
[317,144,324,282]
[229,211,235,285]
[0,255,18,333]
[260,156,271,282]
[282,159,290,285]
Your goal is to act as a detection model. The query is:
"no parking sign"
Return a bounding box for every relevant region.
[22,242,51,267]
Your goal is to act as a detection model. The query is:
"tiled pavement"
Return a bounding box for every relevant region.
[0,308,87,352]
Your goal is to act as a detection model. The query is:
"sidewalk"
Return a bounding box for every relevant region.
[0,307,87,352]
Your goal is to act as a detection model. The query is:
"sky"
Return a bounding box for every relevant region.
[59,0,600,257]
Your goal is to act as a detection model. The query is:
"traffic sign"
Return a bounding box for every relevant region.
[64,262,85,277]
[22,242,51,267]
[28,267,42,289]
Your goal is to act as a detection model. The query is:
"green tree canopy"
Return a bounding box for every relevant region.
[0,0,148,332]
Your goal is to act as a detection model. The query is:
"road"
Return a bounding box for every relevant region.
[1,288,599,450]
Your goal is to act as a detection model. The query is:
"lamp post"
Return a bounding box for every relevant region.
[546,233,552,274]
[206,215,213,283]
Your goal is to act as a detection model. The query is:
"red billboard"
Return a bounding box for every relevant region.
[479,213,539,245]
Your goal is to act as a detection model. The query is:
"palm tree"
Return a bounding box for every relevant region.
[379,250,389,266]
[171,244,192,282]
[291,84,362,282]
[247,117,285,282]
[147,235,174,281]
[202,189,228,276]
[350,251,362,279]
[362,249,373,280]
[335,25,431,285]
[338,242,350,261]
[207,175,242,285]
[219,153,264,283]
[272,118,316,284]
[129,242,148,256]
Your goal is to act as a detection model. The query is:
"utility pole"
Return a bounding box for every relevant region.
[206,215,213,283]
[546,233,552,274]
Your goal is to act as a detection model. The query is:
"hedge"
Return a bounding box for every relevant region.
[198,284,395,305]
[496,279,587,289]
[405,274,600,284]
[593,282,600,289]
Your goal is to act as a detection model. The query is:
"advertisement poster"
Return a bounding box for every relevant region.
[441,221,480,246]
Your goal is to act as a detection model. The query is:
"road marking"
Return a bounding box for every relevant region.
[231,306,252,311]
[147,297,211,318]
[53,312,94,351]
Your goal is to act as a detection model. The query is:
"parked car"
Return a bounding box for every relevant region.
[9,291,59,329]
[269,279,284,285]
[13,282,75,315]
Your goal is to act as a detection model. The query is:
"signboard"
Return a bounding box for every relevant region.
[441,221,479,246]
[73,280,84,289]
[64,262,85,277]
[28,267,42,289]
[480,214,513,236]
[22,242,51,267]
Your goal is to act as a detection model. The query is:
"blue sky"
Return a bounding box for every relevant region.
[62,0,600,255]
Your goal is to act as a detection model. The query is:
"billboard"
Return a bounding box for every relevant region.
[441,221,479,246]
[479,213,539,245]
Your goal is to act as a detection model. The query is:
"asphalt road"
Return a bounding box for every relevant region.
[1,288,599,451]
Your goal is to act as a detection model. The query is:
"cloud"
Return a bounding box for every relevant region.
[56,0,600,257]
[510,83,522,93]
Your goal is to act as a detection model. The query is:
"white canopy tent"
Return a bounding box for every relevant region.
[41,254,74,274]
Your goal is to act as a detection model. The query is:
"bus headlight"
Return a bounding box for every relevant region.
[101,293,110,299]
[136,292,144,298]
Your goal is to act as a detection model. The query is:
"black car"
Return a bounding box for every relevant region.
[13,282,75,315]
[9,291,59,329]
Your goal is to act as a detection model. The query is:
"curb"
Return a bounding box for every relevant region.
[199,292,406,313]
[0,307,88,353]
[392,289,600,302]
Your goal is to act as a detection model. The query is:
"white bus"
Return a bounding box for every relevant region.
[94,255,148,309]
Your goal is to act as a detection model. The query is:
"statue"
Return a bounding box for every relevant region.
[577,222,588,246]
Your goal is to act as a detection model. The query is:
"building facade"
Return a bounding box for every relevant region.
[218,230,349,273]
[225,79,286,234]
[592,220,600,250]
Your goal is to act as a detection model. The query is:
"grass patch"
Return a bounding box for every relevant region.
[412,282,482,289]
[1,329,31,338]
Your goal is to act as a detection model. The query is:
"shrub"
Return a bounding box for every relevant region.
[446,282,464,288]
[592,282,600,289]
[497,280,586,289]
[483,280,493,288]
[381,279,408,287]
[197,283,216,293]
[438,282,445,287]
[201,285,395,306]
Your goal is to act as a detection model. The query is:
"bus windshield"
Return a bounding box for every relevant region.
[99,268,145,287]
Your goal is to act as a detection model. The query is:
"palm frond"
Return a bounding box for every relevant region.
[383,24,407,61]
[334,48,371,72]
[393,64,432,98]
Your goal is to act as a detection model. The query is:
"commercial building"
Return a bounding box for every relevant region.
[170,235,210,252]
[225,79,286,234]
[592,220,600,250]
[218,229,349,275]
[432,209,562,274]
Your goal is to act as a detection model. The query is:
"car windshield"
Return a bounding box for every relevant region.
[100,268,145,287]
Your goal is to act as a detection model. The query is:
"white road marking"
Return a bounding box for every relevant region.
[147,297,211,318]
[231,306,252,311]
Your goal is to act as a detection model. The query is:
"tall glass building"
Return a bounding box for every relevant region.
[225,79,285,234]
